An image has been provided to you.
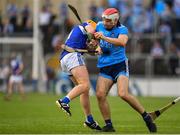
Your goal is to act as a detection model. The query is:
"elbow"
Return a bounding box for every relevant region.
[121,42,126,47]
[118,42,126,47]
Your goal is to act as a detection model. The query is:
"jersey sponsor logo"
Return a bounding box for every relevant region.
[100,40,112,48]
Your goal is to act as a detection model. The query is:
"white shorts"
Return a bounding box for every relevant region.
[9,75,23,83]
[60,52,85,75]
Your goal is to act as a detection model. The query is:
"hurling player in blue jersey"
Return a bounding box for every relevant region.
[55,20,101,130]
[5,55,25,101]
[94,8,157,133]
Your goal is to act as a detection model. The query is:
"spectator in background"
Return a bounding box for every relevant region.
[23,18,33,33]
[161,2,176,25]
[4,54,25,101]
[59,0,69,37]
[39,6,51,34]
[51,34,63,52]
[169,43,179,76]
[173,0,180,33]
[89,1,101,22]
[39,6,52,54]
[116,0,131,26]
[6,2,18,30]
[151,40,164,57]
[21,3,31,30]
[173,0,180,18]
[131,5,151,34]
[158,20,172,51]
[2,18,14,35]
[154,0,166,16]
[96,0,108,20]
[107,0,117,8]
[151,40,166,75]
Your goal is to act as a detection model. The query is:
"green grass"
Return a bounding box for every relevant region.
[0,92,180,134]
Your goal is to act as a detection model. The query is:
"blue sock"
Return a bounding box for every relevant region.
[105,119,112,126]
[61,96,70,104]
[86,114,94,123]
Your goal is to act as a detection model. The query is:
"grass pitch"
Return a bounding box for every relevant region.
[0,92,180,134]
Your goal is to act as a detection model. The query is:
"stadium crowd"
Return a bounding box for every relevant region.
[0,0,179,53]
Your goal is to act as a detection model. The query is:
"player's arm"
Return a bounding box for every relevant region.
[16,63,24,74]
[94,32,128,47]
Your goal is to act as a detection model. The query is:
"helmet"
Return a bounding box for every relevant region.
[86,20,97,29]
[102,8,119,22]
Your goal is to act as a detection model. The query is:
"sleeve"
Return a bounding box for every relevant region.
[118,26,128,35]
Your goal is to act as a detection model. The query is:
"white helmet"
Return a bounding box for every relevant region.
[102,8,119,23]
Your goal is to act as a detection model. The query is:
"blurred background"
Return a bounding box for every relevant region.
[0,0,180,96]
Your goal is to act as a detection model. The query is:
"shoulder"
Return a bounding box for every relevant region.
[96,21,103,31]
[97,21,103,26]
[118,24,128,31]
[117,24,128,35]
[96,21,103,28]
[72,24,86,35]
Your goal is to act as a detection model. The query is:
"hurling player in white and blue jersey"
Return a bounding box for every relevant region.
[94,8,157,132]
[5,55,25,101]
[56,20,101,130]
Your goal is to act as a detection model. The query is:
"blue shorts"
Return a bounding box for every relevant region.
[99,60,129,82]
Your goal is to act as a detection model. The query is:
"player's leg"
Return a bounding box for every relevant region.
[4,76,13,100]
[18,82,25,100]
[117,76,145,113]
[56,53,88,116]
[96,76,115,132]
[78,79,101,130]
[70,66,101,130]
[67,66,90,100]
[16,75,25,100]
[56,66,89,116]
[117,75,157,132]
[69,70,91,116]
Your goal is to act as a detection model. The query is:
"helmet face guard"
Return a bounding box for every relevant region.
[102,8,119,25]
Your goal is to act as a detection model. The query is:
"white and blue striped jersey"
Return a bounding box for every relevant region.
[10,58,22,75]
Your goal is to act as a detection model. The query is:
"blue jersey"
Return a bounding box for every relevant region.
[96,22,128,68]
[10,58,22,75]
[60,22,88,59]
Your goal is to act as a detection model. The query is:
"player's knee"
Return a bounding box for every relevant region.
[81,83,90,92]
[96,91,106,100]
[118,91,128,100]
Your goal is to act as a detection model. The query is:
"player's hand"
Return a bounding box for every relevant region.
[95,46,103,55]
[15,69,22,75]
[89,39,98,47]
[94,32,104,39]
[86,39,99,52]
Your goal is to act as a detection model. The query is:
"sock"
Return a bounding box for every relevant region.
[141,111,148,118]
[142,111,151,122]
[105,119,112,126]
[86,114,94,123]
[61,96,70,104]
